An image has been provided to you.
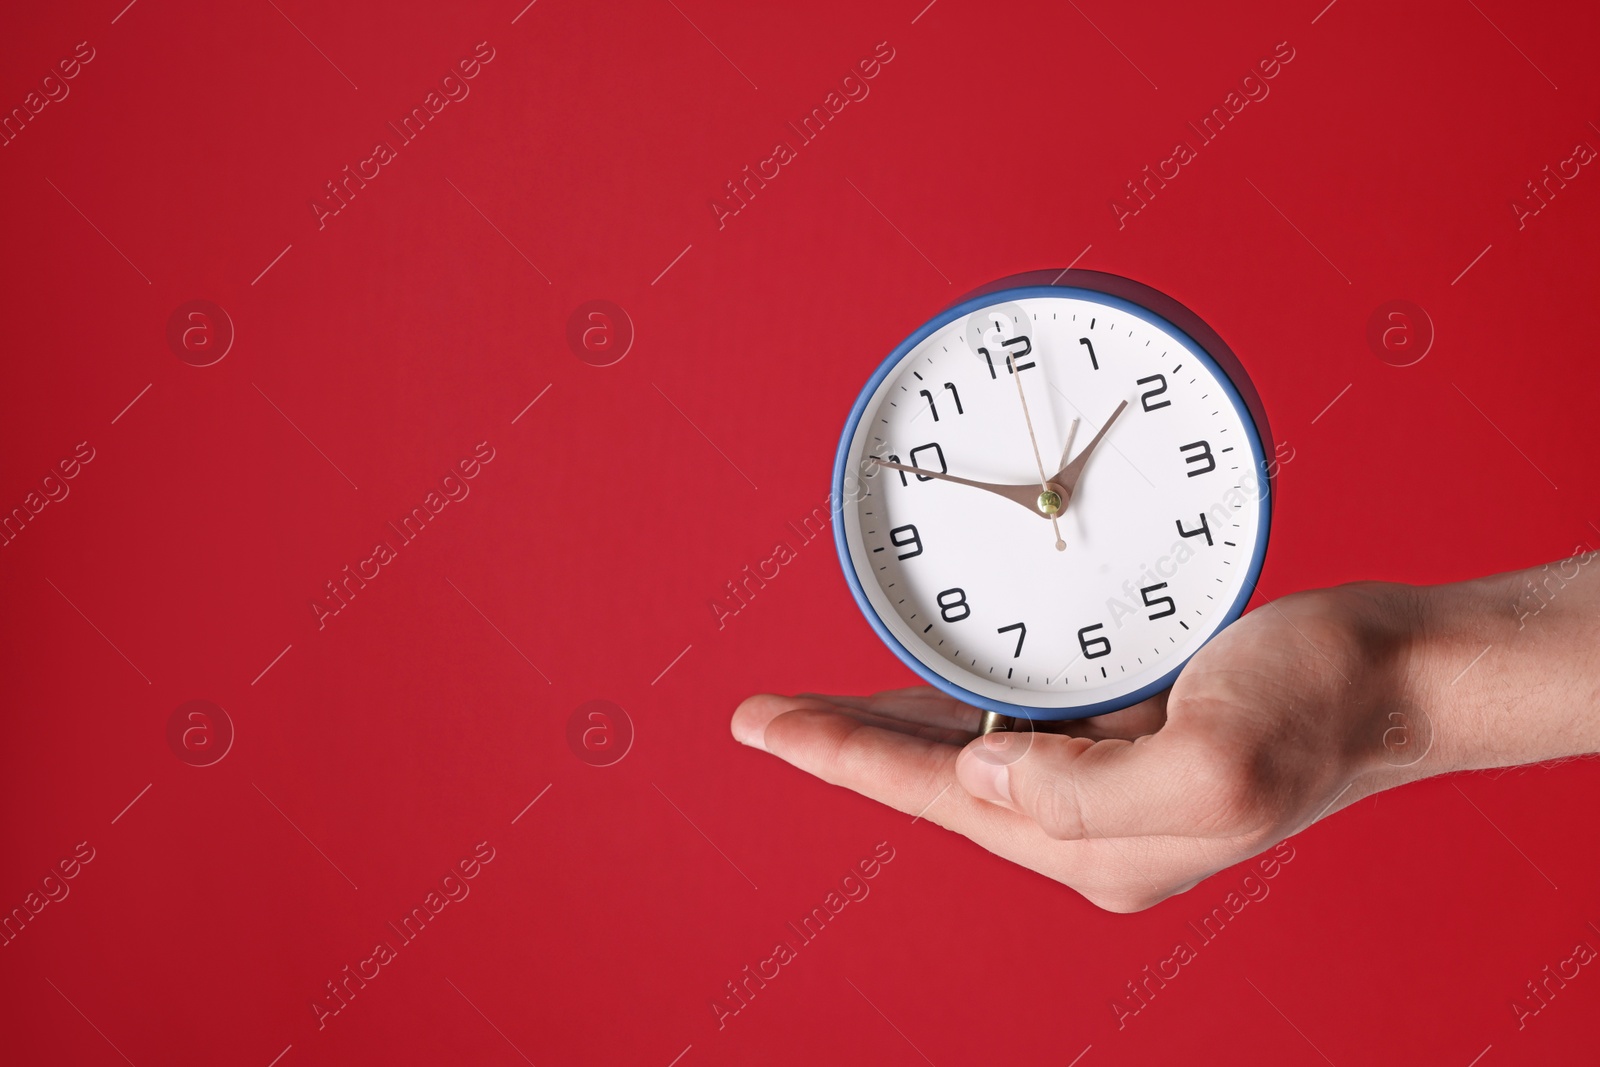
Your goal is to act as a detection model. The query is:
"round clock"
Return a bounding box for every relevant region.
[832,271,1274,722]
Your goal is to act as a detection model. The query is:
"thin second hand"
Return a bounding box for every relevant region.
[1009,353,1067,552]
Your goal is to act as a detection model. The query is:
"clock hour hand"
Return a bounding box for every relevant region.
[867,458,1059,519]
[1050,400,1128,494]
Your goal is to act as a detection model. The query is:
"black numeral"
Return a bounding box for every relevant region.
[1078,623,1111,659]
[1140,583,1176,620]
[1137,373,1170,411]
[943,381,963,414]
[885,453,907,487]
[1179,440,1215,477]
[979,335,1035,378]
[918,384,964,421]
[888,524,922,560]
[997,621,1026,657]
[1079,337,1098,370]
[1002,335,1035,372]
[908,442,947,481]
[1176,513,1213,546]
[937,588,971,622]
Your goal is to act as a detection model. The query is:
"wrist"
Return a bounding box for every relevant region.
[1403,561,1600,773]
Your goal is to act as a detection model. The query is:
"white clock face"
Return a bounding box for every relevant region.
[836,287,1269,718]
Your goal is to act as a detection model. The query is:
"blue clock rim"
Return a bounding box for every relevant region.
[830,283,1273,721]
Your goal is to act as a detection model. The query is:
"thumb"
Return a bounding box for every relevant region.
[955,727,1243,840]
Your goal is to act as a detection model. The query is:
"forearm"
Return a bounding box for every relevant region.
[1406,549,1600,772]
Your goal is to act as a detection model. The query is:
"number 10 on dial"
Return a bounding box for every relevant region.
[832,273,1274,720]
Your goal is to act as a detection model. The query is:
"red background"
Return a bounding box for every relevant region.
[3,1,1598,1064]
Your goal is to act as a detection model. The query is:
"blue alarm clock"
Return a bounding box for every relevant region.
[832,270,1274,722]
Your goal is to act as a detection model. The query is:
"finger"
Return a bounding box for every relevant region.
[954,727,1253,841]
[738,693,972,745]
[734,697,1033,839]
[796,687,982,733]
[1049,690,1169,741]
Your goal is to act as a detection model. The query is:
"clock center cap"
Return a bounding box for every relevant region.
[1037,488,1065,515]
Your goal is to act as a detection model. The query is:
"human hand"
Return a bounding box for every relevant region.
[732,574,1591,912]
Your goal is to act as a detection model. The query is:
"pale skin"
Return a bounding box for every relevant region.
[731,556,1600,912]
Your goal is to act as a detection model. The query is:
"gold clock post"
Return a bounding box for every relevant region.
[978,711,1015,735]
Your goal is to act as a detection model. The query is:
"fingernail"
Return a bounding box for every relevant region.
[731,715,767,751]
[731,697,779,752]
[962,748,1012,805]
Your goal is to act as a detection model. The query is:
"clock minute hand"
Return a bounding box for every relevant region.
[1050,399,1128,492]
[867,458,1053,518]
